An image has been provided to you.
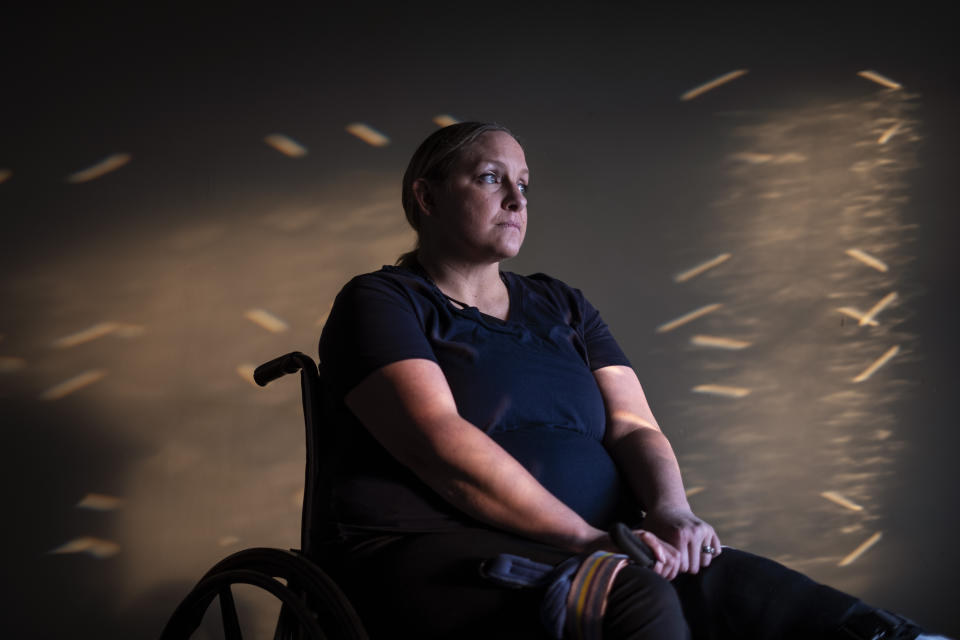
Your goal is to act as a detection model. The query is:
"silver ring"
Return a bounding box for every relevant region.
[702,545,716,555]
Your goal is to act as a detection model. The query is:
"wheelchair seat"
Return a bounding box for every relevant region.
[160,351,369,640]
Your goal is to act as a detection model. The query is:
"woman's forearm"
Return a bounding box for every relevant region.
[593,366,689,513]
[413,414,604,551]
[345,359,603,552]
[606,425,690,513]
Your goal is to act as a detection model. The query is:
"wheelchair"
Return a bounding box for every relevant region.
[159,352,655,639]
[161,352,369,640]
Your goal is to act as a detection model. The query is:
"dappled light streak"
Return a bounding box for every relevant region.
[236,364,258,387]
[852,345,900,383]
[845,248,888,272]
[674,253,731,282]
[730,152,773,164]
[260,209,319,232]
[218,535,240,547]
[877,122,902,145]
[685,486,706,498]
[838,531,882,566]
[656,303,722,333]
[243,308,289,333]
[52,321,119,348]
[836,307,879,327]
[857,70,902,90]
[113,323,145,338]
[820,491,864,512]
[345,122,390,147]
[691,384,751,399]
[327,199,398,233]
[680,69,748,101]
[730,152,807,165]
[316,301,333,327]
[0,356,26,372]
[858,291,897,326]
[49,537,121,559]
[40,370,107,400]
[66,153,132,183]
[77,493,125,511]
[690,335,751,350]
[263,134,308,158]
[0,168,11,184]
[611,410,655,429]
[433,114,460,127]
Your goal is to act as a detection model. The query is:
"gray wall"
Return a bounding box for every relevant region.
[1,5,957,637]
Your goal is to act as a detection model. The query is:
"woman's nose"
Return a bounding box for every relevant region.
[503,183,527,211]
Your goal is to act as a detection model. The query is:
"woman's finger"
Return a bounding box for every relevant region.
[637,530,665,564]
[653,560,669,579]
[700,531,722,569]
[639,531,676,579]
[701,543,713,569]
[687,538,701,574]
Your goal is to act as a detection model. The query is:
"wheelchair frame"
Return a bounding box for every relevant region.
[160,352,369,640]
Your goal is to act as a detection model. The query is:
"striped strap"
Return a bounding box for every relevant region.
[563,551,630,640]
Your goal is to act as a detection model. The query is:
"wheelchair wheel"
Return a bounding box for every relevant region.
[160,547,368,640]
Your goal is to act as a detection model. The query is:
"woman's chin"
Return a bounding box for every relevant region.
[497,234,525,258]
[496,243,523,261]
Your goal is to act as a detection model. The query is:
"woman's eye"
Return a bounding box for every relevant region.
[479,173,527,195]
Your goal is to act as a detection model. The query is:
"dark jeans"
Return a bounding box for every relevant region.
[325,528,864,639]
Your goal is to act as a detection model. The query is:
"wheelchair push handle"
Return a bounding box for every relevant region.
[253,351,317,386]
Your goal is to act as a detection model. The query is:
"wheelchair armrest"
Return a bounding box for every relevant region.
[253,351,317,386]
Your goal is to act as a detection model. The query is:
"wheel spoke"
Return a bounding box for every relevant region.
[219,585,243,640]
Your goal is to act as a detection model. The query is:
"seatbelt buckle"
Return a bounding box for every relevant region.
[479,553,555,588]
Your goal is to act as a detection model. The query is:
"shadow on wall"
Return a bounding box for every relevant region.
[1,395,142,637]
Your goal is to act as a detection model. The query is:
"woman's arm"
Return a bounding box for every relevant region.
[345,357,606,552]
[595,365,722,575]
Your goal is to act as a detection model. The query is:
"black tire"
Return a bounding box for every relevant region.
[160,548,368,640]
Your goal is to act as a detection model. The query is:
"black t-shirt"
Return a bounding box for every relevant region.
[318,265,634,534]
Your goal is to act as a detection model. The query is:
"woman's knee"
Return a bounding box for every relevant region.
[603,567,690,639]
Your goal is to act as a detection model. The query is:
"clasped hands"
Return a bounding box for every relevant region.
[599,506,721,581]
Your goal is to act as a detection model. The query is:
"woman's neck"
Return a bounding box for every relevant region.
[415,252,509,318]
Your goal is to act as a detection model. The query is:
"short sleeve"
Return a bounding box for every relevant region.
[319,272,438,397]
[578,291,632,371]
[522,272,632,371]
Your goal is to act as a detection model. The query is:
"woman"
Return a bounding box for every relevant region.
[318,122,942,639]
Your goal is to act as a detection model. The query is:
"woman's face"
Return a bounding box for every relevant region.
[425,130,529,263]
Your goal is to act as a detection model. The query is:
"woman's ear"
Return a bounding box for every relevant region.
[411,178,435,217]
